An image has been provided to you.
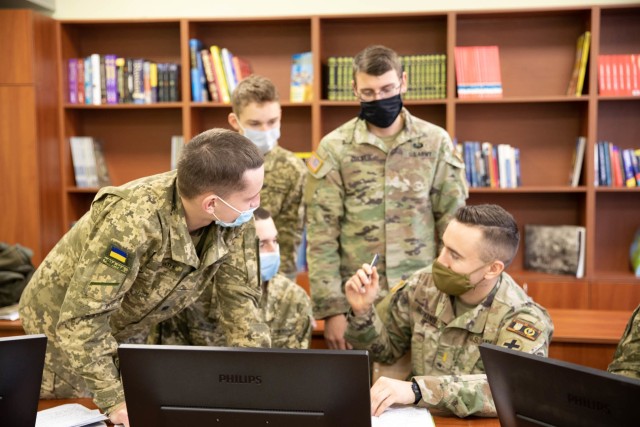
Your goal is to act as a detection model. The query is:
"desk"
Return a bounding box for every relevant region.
[38,398,500,426]
[0,319,24,337]
[312,309,632,370]
[547,308,630,371]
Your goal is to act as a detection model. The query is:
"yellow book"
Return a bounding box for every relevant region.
[575,31,591,96]
[210,45,231,104]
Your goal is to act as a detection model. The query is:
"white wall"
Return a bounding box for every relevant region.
[53,0,640,19]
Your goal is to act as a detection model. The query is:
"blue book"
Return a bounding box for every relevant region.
[189,39,203,102]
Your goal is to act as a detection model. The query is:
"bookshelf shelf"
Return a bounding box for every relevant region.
[38,5,640,311]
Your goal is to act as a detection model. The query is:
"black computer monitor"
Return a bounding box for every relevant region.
[118,344,372,427]
[0,334,47,427]
[479,343,640,427]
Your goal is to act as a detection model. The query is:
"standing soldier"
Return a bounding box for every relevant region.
[19,129,270,427]
[229,75,306,280]
[306,45,468,349]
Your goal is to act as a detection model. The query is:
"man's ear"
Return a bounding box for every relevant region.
[400,71,408,94]
[202,193,218,214]
[486,259,505,279]
[228,112,241,132]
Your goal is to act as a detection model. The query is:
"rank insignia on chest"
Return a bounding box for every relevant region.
[506,318,541,341]
[306,152,324,174]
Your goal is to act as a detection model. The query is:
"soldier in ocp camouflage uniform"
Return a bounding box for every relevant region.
[306,45,468,349]
[18,129,270,427]
[153,207,313,349]
[344,205,553,418]
[228,75,306,280]
[608,303,640,380]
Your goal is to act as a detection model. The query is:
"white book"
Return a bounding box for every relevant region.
[170,135,184,170]
[371,405,434,427]
[570,136,587,187]
[90,53,101,105]
[82,137,99,187]
[69,137,88,188]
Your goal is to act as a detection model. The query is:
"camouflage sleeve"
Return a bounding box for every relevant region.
[55,195,160,412]
[266,275,313,349]
[344,281,413,364]
[608,305,640,380]
[305,146,347,319]
[430,130,468,248]
[272,163,306,280]
[415,305,554,417]
[214,220,271,348]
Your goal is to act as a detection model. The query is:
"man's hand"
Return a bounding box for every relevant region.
[324,314,352,350]
[108,402,130,427]
[370,376,415,417]
[344,264,379,316]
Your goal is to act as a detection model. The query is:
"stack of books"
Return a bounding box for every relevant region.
[566,31,591,96]
[67,55,180,105]
[594,141,640,187]
[189,39,253,103]
[457,141,520,188]
[454,46,503,99]
[598,54,640,96]
[69,137,111,189]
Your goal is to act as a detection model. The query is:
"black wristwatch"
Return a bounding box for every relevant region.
[411,378,422,404]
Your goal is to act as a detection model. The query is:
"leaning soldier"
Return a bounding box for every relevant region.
[19,129,271,427]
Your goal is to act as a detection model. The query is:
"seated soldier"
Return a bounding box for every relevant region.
[608,303,640,380]
[153,207,312,349]
[344,204,554,418]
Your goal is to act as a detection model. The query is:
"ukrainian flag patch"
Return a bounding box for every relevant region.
[109,245,128,264]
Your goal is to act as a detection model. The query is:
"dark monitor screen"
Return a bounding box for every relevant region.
[118,344,372,427]
[479,343,640,427]
[0,334,47,427]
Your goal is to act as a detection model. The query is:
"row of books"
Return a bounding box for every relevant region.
[69,137,111,188]
[68,55,180,105]
[189,39,253,103]
[594,141,640,187]
[598,54,640,96]
[326,54,447,101]
[454,46,503,99]
[457,141,521,188]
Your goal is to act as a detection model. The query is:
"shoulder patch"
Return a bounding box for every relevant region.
[306,151,324,174]
[101,243,130,274]
[507,318,542,341]
[390,280,407,294]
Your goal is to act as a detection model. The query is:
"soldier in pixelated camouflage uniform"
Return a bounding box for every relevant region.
[608,303,640,380]
[153,207,313,349]
[344,205,553,418]
[305,45,467,349]
[228,75,306,280]
[19,129,270,426]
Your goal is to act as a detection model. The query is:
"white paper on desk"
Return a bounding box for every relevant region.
[36,403,108,427]
[372,405,435,427]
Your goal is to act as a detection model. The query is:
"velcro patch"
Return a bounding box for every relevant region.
[306,151,324,174]
[101,256,130,274]
[507,318,542,341]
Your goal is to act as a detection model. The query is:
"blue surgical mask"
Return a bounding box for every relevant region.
[213,196,257,228]
[241,126,280,154]
[260,250,280,282]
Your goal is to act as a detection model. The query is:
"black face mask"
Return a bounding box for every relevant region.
[358,94,403,128]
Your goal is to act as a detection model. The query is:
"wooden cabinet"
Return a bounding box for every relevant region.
[54,6,640,309]
[0,9,61,265]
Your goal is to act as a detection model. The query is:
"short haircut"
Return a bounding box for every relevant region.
[352,45,403,80]
[177,128,264,200]
[231,75,279,116]
[253,206,272,221]
[454,204,520,267]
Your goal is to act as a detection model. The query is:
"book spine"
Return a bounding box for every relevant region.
[68,58,77,104]
[210,46,230,104]
[76,59,85,104]
[90,53,101,105]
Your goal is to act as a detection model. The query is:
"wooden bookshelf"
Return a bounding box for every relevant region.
[49,5,640,310]
[0,9,62,265]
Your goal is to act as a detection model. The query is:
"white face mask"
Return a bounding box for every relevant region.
[240,126,280,154]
